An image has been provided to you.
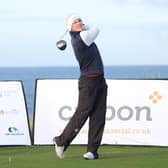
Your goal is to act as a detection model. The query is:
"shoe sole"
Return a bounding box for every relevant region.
[83,157,98,160]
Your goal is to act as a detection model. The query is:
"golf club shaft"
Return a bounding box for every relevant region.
[59,29,68,40]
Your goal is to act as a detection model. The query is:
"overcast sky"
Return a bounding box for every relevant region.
[0,0,168,67]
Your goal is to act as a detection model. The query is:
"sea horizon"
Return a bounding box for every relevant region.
[1,64,168,68]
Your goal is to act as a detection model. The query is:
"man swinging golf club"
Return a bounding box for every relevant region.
[53,14,108,160]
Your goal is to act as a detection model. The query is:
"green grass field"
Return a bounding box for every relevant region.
[0,145,168,168]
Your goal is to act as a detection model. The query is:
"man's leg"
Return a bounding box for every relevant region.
[55,78,96,150]
[87,80,107,154]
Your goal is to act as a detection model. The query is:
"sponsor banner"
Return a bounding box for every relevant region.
[0,81,31,145]
[34,79,168,146]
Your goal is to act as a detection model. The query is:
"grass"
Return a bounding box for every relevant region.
[0,145,168,168]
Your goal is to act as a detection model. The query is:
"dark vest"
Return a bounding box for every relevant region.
[70,32,104,76]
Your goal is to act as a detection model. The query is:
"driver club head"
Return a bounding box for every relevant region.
[56,40,67,50]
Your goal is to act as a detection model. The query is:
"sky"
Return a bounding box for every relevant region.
[0,0,168,67]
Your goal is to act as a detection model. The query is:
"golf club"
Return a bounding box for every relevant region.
[56,30,68,50]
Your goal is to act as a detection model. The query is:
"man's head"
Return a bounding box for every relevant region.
[66,14,83,32]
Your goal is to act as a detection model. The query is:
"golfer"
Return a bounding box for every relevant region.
[53,14,108,160]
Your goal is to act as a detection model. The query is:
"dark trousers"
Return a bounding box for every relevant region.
[56,75,107,153]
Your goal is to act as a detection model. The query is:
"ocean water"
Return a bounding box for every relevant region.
[0,65,168,116]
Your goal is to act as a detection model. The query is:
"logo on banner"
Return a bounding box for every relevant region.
[0,89,18,98]
[149,91,162,104]
[0,109,18,117]
[8,127,19,133]
[57,90,163,122]
[5,127,24,136]
[58,105,153,121]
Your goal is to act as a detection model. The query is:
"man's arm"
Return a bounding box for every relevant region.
[80,25,100,46]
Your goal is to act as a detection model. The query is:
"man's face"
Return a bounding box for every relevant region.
[71,18,83,32]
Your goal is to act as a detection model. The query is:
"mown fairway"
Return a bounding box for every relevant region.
[0,145,168,168]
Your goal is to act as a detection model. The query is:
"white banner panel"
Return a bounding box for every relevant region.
[0,81,31,145]
[34,79,168,146]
